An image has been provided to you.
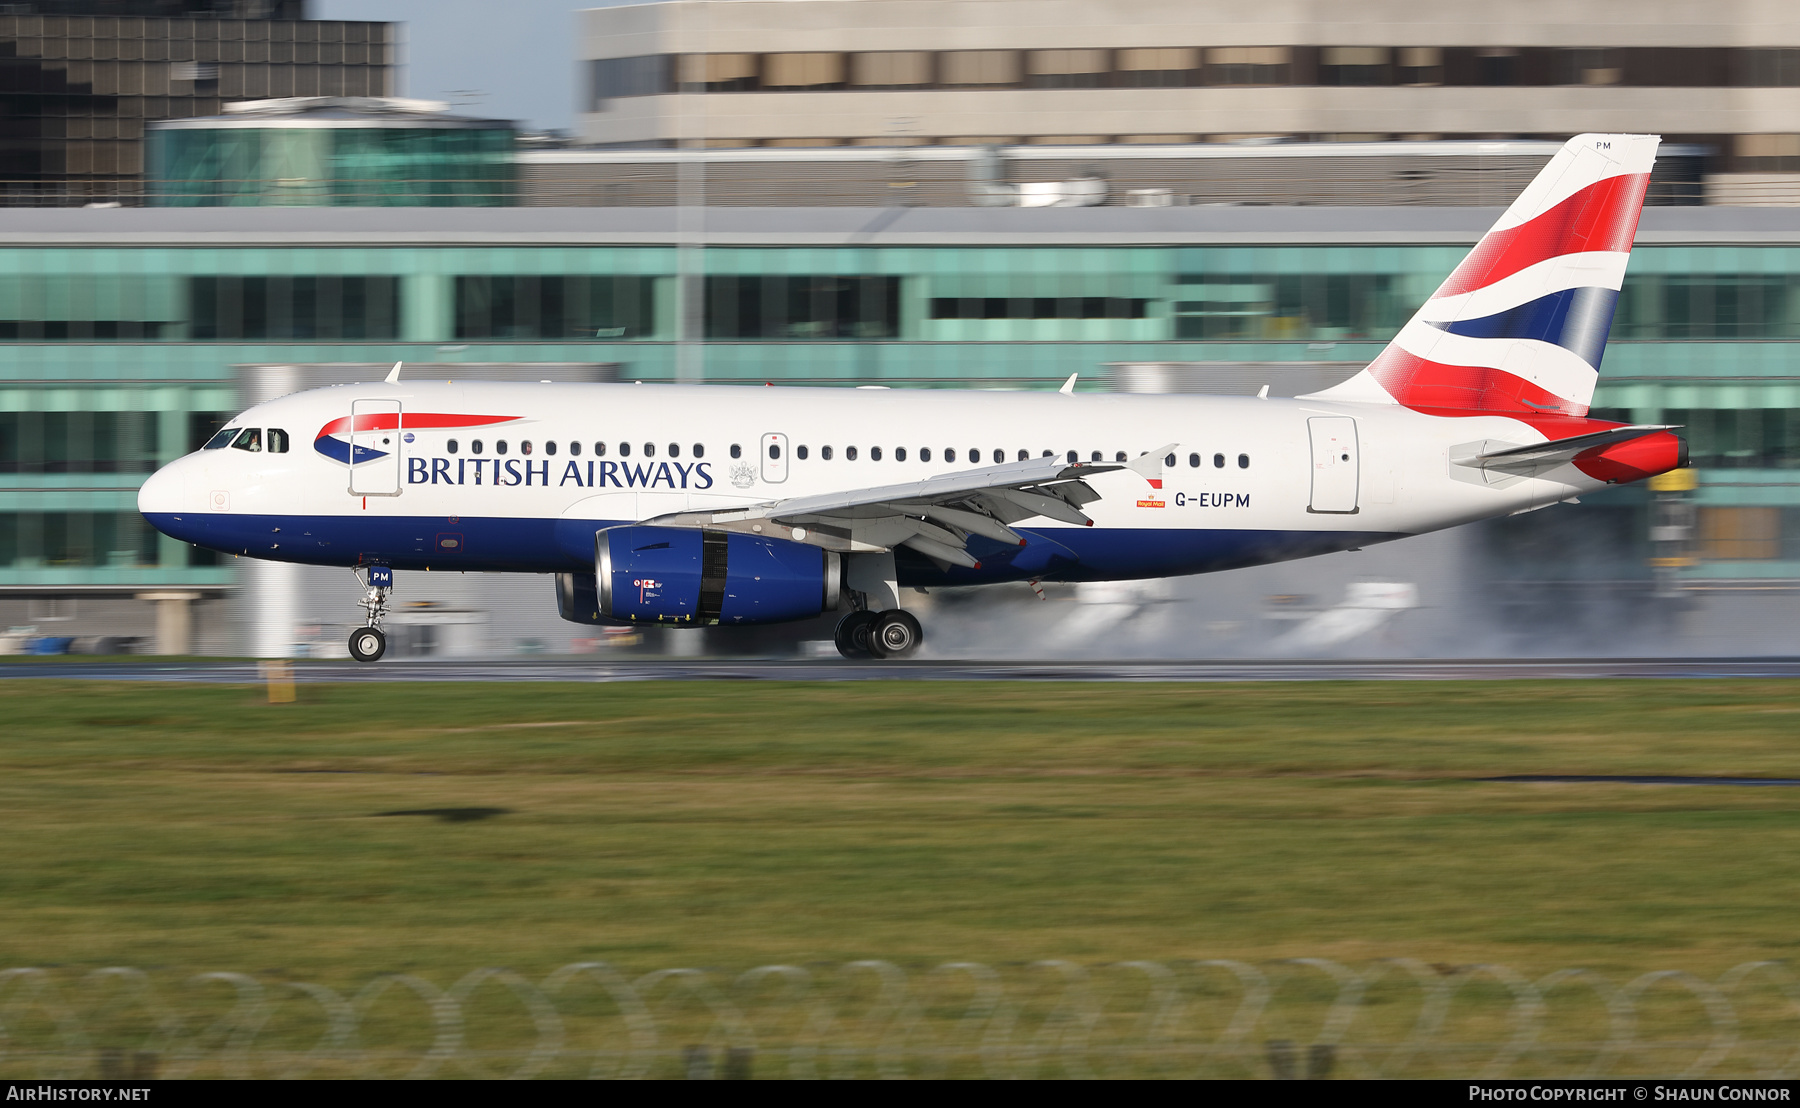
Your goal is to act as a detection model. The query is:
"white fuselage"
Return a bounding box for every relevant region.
[137,380,1604,583]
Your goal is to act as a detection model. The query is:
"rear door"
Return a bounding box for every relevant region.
[760,432,789,484]
[349,398,403,496]
[1307,416,1359,513]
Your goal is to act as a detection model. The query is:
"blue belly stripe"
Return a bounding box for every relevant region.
[144,511,1406,583]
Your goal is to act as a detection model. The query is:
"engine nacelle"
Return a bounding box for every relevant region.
[554,571,607,625]
[595,526,840,625]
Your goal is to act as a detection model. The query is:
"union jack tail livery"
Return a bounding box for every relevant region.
[1312,133,1659,417]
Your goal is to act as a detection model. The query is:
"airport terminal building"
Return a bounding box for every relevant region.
[2,201,1798,657]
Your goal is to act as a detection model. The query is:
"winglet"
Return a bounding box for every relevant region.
[1059,372,1078,395]
[1256,384,1270,399]
[385,361,402,383]
[1128,444,1180,490]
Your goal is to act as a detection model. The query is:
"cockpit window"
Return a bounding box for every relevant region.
[230,428,262,452]
[268,429,289,454]
[203,427,238,450]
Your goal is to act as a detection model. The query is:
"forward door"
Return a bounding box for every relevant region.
[349,398,403,496]
[1307,416,1359,513]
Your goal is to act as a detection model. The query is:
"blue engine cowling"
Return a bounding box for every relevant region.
[595,526,840,625]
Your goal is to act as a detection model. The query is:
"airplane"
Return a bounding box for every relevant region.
[137,133,1683,663]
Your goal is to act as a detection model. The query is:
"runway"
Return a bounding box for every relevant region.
[3,656,1799,683]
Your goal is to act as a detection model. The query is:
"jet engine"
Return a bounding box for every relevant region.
[592,525,840,625]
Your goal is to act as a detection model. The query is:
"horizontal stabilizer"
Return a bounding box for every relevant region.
[1466,424,1676,468]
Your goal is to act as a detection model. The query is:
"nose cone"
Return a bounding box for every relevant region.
[137,459,187,517]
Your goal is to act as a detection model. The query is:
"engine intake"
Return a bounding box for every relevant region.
[595,525,840,625]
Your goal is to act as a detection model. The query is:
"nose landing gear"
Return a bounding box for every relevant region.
[348,564,393,663]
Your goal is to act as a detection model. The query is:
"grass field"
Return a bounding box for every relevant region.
[1,676,1798,1075]
[2,676,1798,975]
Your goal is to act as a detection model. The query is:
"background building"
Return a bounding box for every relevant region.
[1,202,1797,657]
[148,96,517,206]
[0,0,393,204]
[576,0,1800,177]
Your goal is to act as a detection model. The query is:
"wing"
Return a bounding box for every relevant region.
[646,445,1178,570]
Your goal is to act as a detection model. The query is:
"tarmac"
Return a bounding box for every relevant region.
[2,657,1798,683]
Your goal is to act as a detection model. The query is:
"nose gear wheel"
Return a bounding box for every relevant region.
[348,626,387,663]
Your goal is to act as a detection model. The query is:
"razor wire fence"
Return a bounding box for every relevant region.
[2,958,1798,1080]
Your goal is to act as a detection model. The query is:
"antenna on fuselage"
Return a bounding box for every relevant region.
[385,361,402,383]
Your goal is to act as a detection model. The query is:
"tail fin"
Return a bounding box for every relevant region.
[1306,133,1660,417]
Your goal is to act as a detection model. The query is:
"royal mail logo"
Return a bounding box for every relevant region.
[1136,498,1166,509]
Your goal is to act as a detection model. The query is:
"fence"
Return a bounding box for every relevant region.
[3,958,1797,1079]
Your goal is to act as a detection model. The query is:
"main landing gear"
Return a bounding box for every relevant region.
[348,565,393,663]
[834,607,923,660]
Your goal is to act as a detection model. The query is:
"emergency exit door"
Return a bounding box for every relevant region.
[760,432,789,484]
[1307,416,1359,513]
[348,398,403,496]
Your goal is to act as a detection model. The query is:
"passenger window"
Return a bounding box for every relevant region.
[620,442,632,457]
[644,442,656,457]
[203,427,237,450]
[594,442,606,456]
[1043,450,1054,458]
[920,447,932,462]
[669,443,680,458]
[498,440,510,455]
[267,429,289,453]
[1018,449,1029,461]
[872,446,883,461]
[231,428,262,452]
[1238,453,1250,469]
[693,443,705,458]
[895,446,907,462]
[1164,453,1175,467]
[768,443,781,460]
[945,448,956,463]
[821,445,833,460]
[524,441,535,455]
[546,441,557,456]
[1066,450,1077,463]
[570,441,581,456]
[1213,453,1225,468]
[729,444,741,459]
[1115,451,1127,462]
[847,446,859,461]
[472,439,484,454]
[447,439,459,455]
[1189,453,1201,468]
[1091,451,1103,462]
[797,445,809,460]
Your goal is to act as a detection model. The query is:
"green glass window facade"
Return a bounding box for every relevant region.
[0,411,160,474]
[189,276,400,340]
[148,125,515,207]
[1,231,1798,589]
[0,511,161,569]
[704,275,899,339]
[455,276,655,340]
